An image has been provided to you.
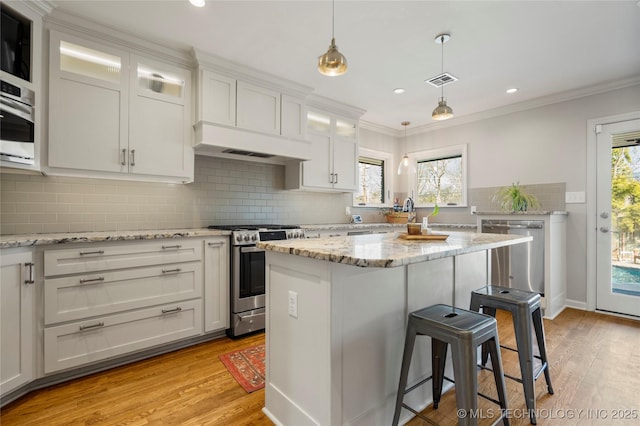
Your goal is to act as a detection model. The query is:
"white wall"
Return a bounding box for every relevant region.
[398,83,640,305]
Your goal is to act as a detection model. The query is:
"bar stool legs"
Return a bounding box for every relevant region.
[392,304,509,426]
[470,286,554,425]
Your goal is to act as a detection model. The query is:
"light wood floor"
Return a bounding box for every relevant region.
[2,308,639,425]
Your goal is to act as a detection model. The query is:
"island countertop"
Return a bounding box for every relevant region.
[258,231,531,268]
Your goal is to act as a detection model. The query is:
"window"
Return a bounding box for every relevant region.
[412,145,467,207]
[354,148,393,206]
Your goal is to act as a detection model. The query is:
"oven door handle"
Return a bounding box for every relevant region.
[240,246,265,254]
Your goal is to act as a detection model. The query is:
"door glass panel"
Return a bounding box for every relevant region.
[59,41,121,83]
[336,118,356,138]
[137,64,184,98]
[240,250,265,298]
[307,111,331,133]
[610,138,640,297]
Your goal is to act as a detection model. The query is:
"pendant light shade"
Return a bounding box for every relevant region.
[318,38,348,76]
[397,122,410,175]
[432,34,453,121]
[318,0,347,76]
[432,97,453,121]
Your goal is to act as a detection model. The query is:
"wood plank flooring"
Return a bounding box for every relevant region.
[2,308,639,425]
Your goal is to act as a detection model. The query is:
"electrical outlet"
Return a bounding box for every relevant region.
[288,290,298,318]
[345,206,351,215]
[470,205,477,214]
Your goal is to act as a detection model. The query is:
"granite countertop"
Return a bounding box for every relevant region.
[300,222,477,231]
[0,228,231,249]
[475,211,568,215]
[258,231,531,268]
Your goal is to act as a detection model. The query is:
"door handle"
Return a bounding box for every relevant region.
[121,148,127,166]
[600,227,609,233]
[130,149,136,166]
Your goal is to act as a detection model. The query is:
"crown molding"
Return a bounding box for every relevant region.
[192,48,313,98]
[359,120,398,137]
[306,94,366,120]
[44,8,194,68]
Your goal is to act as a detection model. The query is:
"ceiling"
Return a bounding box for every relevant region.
[51,0,640,132]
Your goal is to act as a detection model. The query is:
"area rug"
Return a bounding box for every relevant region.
[219,344,265,393]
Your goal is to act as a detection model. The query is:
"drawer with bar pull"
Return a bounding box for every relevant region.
[44,262,202,324]
[43,299,202,373]
[44,240,202,277]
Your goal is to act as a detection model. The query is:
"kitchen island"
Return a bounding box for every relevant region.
[257,231,531,426]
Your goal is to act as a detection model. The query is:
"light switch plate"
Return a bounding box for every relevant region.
[565,191,586,204]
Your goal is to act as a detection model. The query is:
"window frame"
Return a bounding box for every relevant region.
[410,144,468,208]
[353,147,394,207]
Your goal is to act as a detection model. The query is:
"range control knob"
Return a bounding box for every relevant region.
[235,234,242,243]
[243,234,250,242]
[287,232,293,238]
[250,234,257,241]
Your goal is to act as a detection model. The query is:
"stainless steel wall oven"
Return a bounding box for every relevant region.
[208,225,305,337]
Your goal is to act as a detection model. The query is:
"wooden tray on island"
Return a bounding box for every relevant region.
[398,233,449,241]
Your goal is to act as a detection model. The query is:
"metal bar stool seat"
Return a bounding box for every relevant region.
[470,285,554,425]
[392,304,509,426]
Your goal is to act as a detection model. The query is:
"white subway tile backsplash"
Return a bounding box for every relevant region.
[0,156,351,234]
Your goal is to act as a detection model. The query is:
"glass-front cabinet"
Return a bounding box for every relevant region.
[287,108,358,192]
[47,30,193,182]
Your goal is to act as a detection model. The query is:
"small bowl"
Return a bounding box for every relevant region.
[407,223,422,235]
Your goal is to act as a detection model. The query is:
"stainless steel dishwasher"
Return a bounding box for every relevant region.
[481,219,545,295]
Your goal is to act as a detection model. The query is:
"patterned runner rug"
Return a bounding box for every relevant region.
[219,343,265,393]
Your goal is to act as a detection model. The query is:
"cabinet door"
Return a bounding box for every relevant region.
[332,135,358,191]
[236,81,280,134]
[48,31,128,173]
[129,56,192,179]
[199,70,236,126]
[302,133,333,189]
[281,95,306,139]
[1,249,34,397]
[204,238,229,332]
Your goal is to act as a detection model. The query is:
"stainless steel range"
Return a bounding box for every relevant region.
[208,225,305,337]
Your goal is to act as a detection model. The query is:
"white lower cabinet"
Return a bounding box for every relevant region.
[44,300,202,373]
[204,238,229,333]
[42,239,209,374]
[0,249,35,398]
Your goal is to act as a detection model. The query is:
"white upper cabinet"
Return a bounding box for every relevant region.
[236,81,281,135]
[49,32,128,174]
[47,29,194,183]
[199,70,236,127]
[286,107,361,192]
[129,56,191,179]
[281,94,306,140]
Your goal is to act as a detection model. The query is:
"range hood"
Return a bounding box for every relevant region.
[193,122,312,165]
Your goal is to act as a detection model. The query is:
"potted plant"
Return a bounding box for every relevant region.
[493,182,540,212]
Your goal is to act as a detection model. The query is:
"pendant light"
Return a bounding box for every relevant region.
[397,121,410,175]
[318,0,348,76]
[432,33,454,121]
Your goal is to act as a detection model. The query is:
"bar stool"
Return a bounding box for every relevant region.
[470,286,554,425]
[392,304,509,426]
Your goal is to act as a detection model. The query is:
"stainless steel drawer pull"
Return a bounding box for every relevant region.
[79,277,105,284]
[161,268,182,274]
[130,149,135,166]
[79,250,105,256]
[24,262,35,284]
[207,242,223,247]
[161,244,182,250]
[161,306,182,314]
[79,321,104,331]
[121,148,127,166]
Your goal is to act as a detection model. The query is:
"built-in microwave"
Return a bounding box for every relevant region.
[0,79,35,165]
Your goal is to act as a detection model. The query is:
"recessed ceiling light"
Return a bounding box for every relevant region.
[189,0,205,7]
[506,88,519,94]
[393,88,406,94]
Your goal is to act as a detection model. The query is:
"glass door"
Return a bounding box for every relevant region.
[596,119,640,317]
